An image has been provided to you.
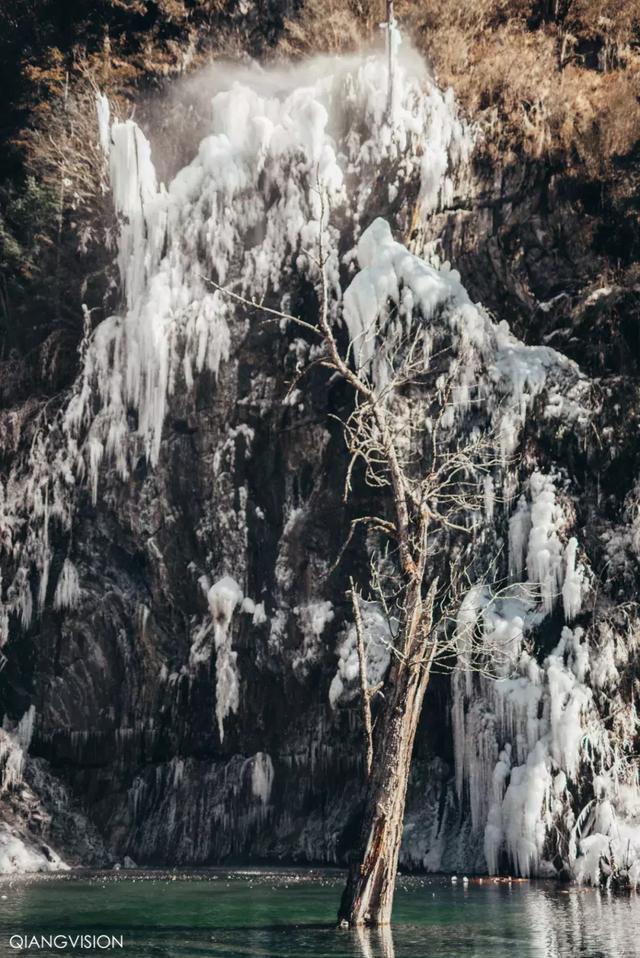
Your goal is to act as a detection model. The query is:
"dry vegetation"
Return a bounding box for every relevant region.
[281,0,640,173]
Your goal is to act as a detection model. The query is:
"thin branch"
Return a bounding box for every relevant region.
[199,273,322,339]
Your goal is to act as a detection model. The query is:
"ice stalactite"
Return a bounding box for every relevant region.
[250,752,275,806]
[508,495,532,580]
[452,466,640,887]
[525,472,566,614]
[200,576,243,742]
[562,538,585,623]
[53,559,81,611]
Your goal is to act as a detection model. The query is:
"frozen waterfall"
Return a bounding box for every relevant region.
[1,38,639,887]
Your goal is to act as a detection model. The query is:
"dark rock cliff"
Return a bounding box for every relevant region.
[1,26,639,878]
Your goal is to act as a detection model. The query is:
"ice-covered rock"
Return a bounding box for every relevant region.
[0,31,638,885]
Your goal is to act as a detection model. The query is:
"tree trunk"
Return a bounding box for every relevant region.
[338,621,432,927]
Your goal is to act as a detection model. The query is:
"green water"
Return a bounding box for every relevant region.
[0,868,639,958]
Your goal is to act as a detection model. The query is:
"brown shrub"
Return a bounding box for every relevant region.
[279,0,368,56]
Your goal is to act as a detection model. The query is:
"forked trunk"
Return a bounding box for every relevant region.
[338,623,432,927]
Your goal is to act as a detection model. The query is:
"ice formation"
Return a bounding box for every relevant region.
[507,472,588,617]
[0,706,35,794]
[249,752,274,806]
[53,558,81,611]
[206,576,243,741]
[452,471,640,887]
[293,601,335,677]
[331,218,606,887]
[0,39,472,716]
[0,707,69,874]
[188,574,245,740]
[0,824,68,875]
[342,217,584,439]
[0,30,637,885]
[66,46,473,491]
[329,602,395,708]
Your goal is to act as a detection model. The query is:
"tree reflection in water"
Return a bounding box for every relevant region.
[355,924,396,958]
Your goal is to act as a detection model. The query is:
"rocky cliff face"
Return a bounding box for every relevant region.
[1,34,639,884]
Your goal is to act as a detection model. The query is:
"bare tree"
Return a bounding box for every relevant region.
[331,361,500,926]
[207,209,504,928]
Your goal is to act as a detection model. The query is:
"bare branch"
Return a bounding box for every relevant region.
[199,273,322,339]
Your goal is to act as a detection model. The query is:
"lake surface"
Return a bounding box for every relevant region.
[0,868,639,957]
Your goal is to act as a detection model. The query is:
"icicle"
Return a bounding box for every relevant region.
[250,752,274,805]
[95,93,111,156]
[483,475,495,523]
[562,538,585,622]
[53,559,81,611]
[205,576,243,741]
[508,495,531,579]
[526,473,564,614]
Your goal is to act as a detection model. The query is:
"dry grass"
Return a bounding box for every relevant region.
[408,0,640,171]
[279,0,640,174]
[279,0,367,57]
